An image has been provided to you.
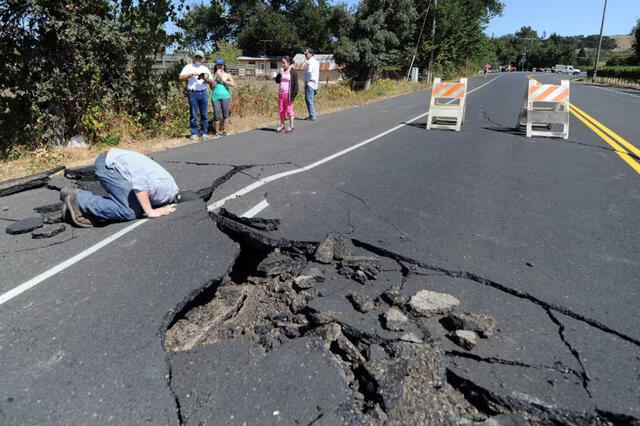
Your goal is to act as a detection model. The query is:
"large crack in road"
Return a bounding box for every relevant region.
[163,211,640,425]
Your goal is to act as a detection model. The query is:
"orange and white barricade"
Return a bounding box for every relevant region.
[517,79,570,139]
[426,77,468,132]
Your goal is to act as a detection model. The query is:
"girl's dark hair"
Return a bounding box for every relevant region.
[281,55,291,65]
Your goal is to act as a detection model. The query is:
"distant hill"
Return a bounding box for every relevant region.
[611,35,634,52]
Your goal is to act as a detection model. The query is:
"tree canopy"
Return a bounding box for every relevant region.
[0,0,178,150]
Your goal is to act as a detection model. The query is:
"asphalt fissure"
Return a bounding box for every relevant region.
[351,239,640,348]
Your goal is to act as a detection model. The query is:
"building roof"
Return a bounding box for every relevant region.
[236,56,283,61]
[235,54,343,71]
[292,54,343,71]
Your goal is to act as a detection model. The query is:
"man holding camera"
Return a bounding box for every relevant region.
[179,50,211,139]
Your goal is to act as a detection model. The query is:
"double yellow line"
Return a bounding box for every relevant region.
[569,104,640,174]
[526,75,640,174]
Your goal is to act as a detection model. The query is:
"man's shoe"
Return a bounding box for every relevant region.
[63,189,93,228]
[189,135,198,140]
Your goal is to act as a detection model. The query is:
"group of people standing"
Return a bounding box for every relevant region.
[179,48,320,138]
[179,50,235,140]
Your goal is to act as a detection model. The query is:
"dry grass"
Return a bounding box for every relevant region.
[611,35,634,52]
[0,81,430,182]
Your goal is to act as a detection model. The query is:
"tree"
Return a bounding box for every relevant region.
[236,6,302,55]
[213,41,243,64]
[423,0,504,77]
[0,0,178,150]
[333,0,418,88]
[177,2,228,52]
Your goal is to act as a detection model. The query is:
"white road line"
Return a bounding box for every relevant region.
[0,219,148,305]
[0,74,503,307]
[208,74,504,213]
[589,85,640,99]
[241,199,269,218]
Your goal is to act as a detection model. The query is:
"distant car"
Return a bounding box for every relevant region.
[544,68,551,72]
[499,65,507,72]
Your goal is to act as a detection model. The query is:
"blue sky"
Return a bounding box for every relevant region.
[173,0,639,37]
[484,0,639,37]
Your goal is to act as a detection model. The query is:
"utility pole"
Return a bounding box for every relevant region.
[406,0,432,81]
[427,0,437,84]
[593,0,608,82]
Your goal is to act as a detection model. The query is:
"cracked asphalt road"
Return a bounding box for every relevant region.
[1,72,639,424]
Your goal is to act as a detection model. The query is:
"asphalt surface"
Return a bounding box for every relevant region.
[1,72,639,424]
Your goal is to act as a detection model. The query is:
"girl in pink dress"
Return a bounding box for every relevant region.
[274,56,299,133]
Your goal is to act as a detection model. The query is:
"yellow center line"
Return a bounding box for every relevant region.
[569,105,640,174]
[569,103,640,159]
[528,75,639,174]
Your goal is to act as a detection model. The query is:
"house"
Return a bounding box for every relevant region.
[292,54,343,83]
[235,54,343,82]
[236,56,283,75]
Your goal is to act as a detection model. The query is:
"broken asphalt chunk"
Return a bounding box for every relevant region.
[349,293,376,313]
[31,223,65,239]
[42,211,63,224]
[333,234,351,260]
[450,330,478,350]
[64,165,96,181]
[6,216,44,235]
[217,208,280,232]
[382,308,410,331]
[256,251,305,278]
[0,166,64,197]
[314,234,334,263]
[408,290,460,317]
[442,312,497,338]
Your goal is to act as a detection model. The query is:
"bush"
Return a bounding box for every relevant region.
[586,66,640,81]
[369,79,398,96]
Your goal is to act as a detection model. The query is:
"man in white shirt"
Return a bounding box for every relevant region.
[179,50,212,139]
[303,48,320,121]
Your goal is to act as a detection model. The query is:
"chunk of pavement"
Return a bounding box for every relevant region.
[257,251,305,277]
[293,266,325,290]
[362,358,409,411]
[354,269,367,284]
[170,337,364,425]
[443,312,496,338]
[0,166,64,197]
[314,234,334,263]
[332,234,351,260]
[399,332,423,343]
[349,293,376,313]
[450,330,478,350]
[46,176,70,191]
[42,211,63,224]
[6,216,44,235]
[32,223,66,239]
[382,307,410,331]
[341,255,381,279]
[408,290,460,317]
[383,284,407,306]
[33,202,62,214]
[64,165,96,181]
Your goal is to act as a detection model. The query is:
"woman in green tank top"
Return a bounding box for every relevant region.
[209,58,235,138]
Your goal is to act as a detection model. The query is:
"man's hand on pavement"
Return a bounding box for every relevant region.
[147,205,176,218]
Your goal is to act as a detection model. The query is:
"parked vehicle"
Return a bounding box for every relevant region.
[554,64,581,75]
